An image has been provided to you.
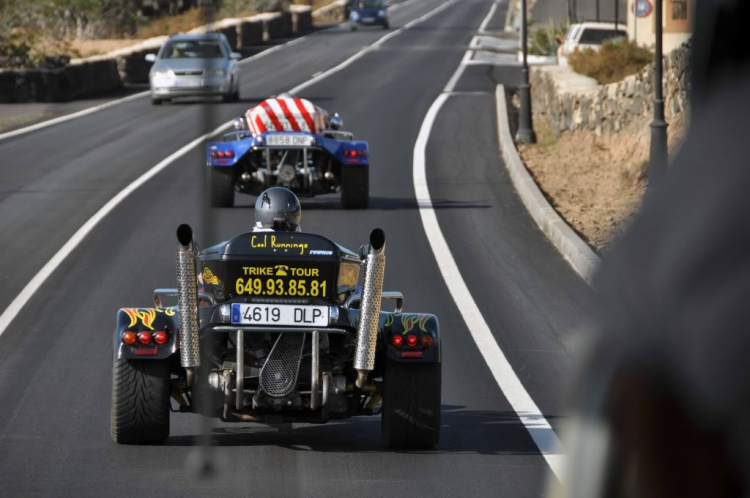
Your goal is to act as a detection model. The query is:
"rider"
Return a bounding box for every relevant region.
[253,187,302,232]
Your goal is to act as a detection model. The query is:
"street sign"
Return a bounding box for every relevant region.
[633,0,653,17]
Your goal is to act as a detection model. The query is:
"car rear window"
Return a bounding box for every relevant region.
[161,40,225,59]
[578,28,627,45]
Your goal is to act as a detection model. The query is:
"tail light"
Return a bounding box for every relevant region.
[421,335,434,348]
[406,334,418,347]
[122,331,137,345]
[153,331,168,345]
[391,334,403,347]
[137,331,152,345]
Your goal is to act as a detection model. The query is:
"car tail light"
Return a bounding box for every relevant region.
[137,331,152,345]
[218,151,226,158]
[134,348,158,356]
[406,334,418,347]
[225,150,234,158]
[421,335,434,348]
[400,351,423,359]
[122,331,137,345]
[391,335,403,347]
[357,150,365,157]
[153,331,168,345]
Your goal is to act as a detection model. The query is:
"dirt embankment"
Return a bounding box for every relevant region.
[517,110,686,253]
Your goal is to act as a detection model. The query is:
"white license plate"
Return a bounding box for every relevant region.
[265,134,315,147]
[362,17,375,22]
[231,303,329,327]
[175,77,202,87]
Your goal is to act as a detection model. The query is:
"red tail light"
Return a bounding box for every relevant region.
[400,351,423,359]
[225,150,234,158]
[391,335,403,347]
[421,335,434,348]
[137,331,152,345]
[358,150,365,157]
[211,151,218,158]
[153,331,168,345]
[406,334,418,347]
[217,151,226,158]
[134,348,158,356]
[122,331,136,345]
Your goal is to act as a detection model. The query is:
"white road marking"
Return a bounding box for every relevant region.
[414,1,565,481]
[0,0,458,339]
[478,0,498,34]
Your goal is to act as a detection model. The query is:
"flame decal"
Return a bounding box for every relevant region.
[122,307,175,331]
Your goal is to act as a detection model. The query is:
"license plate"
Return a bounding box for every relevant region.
[265,134,314,147]
[175,77,201,87]
[362,17,375,22]
[231,303,329,327]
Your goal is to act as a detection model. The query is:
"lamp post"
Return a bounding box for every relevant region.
[516,0,536,143]
[649,0,668,185]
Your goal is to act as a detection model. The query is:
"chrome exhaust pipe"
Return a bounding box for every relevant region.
[176,224,201,381]
[354,229,386,388]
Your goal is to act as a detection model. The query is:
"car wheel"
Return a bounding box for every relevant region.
[381,357,442,449]
[383,22,389,29]
[340,164,369,209]
[351,24,358,31]
[111,358,170,444]
[209,167,235,208]
[151,98,162,105]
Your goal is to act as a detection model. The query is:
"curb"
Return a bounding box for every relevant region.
[495,84,600,286]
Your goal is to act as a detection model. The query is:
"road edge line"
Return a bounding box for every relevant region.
[414,92,565,481]
[495,85,600,285]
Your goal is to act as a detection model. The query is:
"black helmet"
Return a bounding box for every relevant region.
[254,187,301,231]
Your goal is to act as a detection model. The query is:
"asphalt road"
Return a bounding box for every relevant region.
[0,0,593,496]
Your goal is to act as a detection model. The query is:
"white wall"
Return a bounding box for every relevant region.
[627,0,691,53]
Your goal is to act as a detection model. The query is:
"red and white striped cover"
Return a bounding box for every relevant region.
[246,98,329,135]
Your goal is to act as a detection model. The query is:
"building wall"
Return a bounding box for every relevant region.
[627,0,692,52]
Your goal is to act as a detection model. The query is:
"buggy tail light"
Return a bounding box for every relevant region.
[421,335,434,348]
[153,331,168,345]
[400,351,423,359]
[406,334,418,347]
[137,331,152,345]
[122,331,137,345]
[391,334,403,347]
[134,348,158,356]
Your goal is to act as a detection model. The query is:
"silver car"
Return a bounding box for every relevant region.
[145,33,241,105]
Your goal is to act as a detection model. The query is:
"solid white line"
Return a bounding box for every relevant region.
[413,93,564,482]
[0,91,150,141]
[478,1,498,34]
[412,0,565,480]
[0,0,458,340]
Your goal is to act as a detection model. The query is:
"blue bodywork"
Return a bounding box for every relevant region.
[350,1,389,27]
[205,131,369,168]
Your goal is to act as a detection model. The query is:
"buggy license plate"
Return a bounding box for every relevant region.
[231,303,329,327]
[265,134,314,147]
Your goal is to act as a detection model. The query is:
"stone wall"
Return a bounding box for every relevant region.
[0,59,122,103]
[531,41,691,137]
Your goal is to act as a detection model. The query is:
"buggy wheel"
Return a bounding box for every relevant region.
[340,164,369,209]
[209,167,235,208]
[381,358,441,449]
[111,358,170,445]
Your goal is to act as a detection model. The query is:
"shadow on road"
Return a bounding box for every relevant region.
[164,405,561,456]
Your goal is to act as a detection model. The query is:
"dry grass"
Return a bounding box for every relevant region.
[138,7,259,39]
[570,40,653,85]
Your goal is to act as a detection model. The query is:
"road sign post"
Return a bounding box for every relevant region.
[516,0,536,143]
[649,0,668,185]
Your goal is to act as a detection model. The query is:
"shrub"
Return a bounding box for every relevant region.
[529,20,568,57]
[569,39,653,85]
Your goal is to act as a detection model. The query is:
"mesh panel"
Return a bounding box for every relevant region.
[176,243,200,368]
[259,334,306,397]
[354,252,385,372]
